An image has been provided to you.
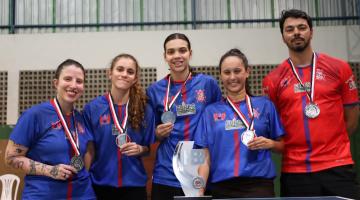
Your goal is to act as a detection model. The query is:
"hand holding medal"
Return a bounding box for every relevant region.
[49,164,78,181]
[247,136,275,150]
[119,142,145,156]
[227,95,257,147]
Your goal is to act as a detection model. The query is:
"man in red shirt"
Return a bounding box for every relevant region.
[263,9,359,199]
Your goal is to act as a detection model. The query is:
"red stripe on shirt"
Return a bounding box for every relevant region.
[65,115,73,200]
[181,86,190,140]
[233,130,240,177]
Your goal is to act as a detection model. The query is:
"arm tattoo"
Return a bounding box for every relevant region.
[12,160,24,169]
[49,165,59,178]
[40,164,46,175]
[29,160,36,175]
[5,151,24,169]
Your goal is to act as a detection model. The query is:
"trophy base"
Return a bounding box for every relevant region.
[174,196,212,200]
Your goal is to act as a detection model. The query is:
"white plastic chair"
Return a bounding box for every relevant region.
[0,174,20,200]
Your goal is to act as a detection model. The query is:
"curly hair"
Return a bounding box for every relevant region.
[110,54,147,130]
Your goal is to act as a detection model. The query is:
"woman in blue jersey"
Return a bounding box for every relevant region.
[5,59,95,200]
[83,53,155,200]
[146,33,222,200]
[195,48,285,198]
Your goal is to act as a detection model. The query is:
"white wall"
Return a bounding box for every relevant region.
[1,26,358,124]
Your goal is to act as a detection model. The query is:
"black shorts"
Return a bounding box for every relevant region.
[211,177,275,198]
[93,184,147,200]
[281,165,360,199]
[151,183,184,200]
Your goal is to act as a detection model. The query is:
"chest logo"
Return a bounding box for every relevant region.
[213,112,226,121]
[196,89,206,103]
[99,114,111,126]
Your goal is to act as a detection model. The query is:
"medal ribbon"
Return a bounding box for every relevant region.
[106,92,129,134]
[163,72,192,111]
[288,52,316,103]
[50,98,80,156]
[226,95,255,131]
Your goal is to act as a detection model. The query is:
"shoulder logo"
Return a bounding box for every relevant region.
[346,75,357,90]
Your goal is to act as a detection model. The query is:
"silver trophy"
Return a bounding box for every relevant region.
[173,141,210,199]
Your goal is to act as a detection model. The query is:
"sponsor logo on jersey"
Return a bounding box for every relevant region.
[346,75,357,90]
[225,118,245,130]
[196,89,206,103]
[176,102,196,116]
[213,112,226,121]
[294,82,311,93]
[99,114,111,125]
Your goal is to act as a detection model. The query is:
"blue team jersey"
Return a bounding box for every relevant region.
[9,101,95,200]
[194,96,285,183]
[83,94,155,187]
[146,73,222,187]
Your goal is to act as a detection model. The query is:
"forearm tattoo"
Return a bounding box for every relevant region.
[6,152,25,169]
[40,164,47,175]
[29,160,36,175]
[49,165,59,178]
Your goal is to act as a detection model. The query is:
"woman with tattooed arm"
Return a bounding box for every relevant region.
[4,59,95,199]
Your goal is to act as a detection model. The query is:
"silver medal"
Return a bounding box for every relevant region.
[161,111,176,124]
[116,133,127,148]
[305,103,320,118]
[241,130,256,146]
[70,155,84,171]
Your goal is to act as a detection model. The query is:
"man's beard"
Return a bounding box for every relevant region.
[287,37,310,52]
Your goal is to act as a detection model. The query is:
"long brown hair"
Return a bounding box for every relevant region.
[110,54,147,130]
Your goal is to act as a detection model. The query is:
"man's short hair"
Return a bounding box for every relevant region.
[279,9,313,33]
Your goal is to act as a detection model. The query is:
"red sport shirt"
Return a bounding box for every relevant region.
[263,53,359,173]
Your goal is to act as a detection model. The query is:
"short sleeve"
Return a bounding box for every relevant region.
[146,86,161,125]
[194,108,212,148]
[262,75,277,105]
[141,104,156,146]
[340,62,359,105]
[267,100,285,140]
[10,109,38,148]
[82,103,95,139]
[209,78,222,103]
